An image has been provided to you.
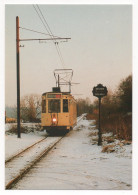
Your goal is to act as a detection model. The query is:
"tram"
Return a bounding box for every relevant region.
[41,87,77,134]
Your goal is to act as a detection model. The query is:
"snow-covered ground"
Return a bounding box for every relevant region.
[5,136,63,187]
[5,115,86,161]
[5,124,46,161]
[5,117,132,190]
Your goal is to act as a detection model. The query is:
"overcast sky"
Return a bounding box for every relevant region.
[5,4,132,106]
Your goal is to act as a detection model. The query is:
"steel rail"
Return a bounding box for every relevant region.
[5,137,47,164]
[6,136,64,189]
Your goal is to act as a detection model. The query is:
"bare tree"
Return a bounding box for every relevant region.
[20,94,41,122]
[77,97,92,116]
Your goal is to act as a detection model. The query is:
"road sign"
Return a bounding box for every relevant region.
[92,84,108,98]
[92,84,108,146]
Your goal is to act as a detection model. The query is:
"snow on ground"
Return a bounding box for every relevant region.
[5,115,86,161]
[5,136,62,186]
[5,123,46,161]
[9,117,132,190]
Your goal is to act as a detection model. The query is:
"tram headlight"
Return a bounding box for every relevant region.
[52,118,57,122]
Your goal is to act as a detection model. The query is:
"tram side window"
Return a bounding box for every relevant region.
[63,99,68,112]
[42,99,46,113]
[48,99,60,113]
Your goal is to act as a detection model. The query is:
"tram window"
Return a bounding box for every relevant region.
[48,99,60,113]
[42,99,46,113]
[63,99,68,112]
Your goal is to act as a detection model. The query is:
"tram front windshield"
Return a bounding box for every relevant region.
[48,99,60,113]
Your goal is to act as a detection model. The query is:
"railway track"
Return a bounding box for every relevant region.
[5,135,64,189]
[5,114,86,189]
[5,137,47,163]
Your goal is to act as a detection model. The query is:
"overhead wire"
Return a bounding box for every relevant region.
[33,4,66,69]
[36,5,55,39]
[32,4,77,93]
[32,5,52,37]
[56,43,66,68]
[19,26,61,38]
[36,4,66,68]
[33,5,63,66]
[54,42,65,68]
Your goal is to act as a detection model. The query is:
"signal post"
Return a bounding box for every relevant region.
[92,84,108,146]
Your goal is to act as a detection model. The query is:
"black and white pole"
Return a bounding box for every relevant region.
[92,84,108,146]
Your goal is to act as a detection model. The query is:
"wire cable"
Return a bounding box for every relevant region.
[36,5,54,38]
[57,44,65,68]
[36,4,66,68]
[19,26,61,38]
[33,5,53,39]
[34,4,66,68]
[33,4,64,67]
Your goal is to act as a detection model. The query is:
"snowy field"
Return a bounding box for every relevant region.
[5,116,132,190]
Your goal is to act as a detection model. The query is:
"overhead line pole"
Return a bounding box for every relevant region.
[16,16,21,138]
[16,16,71,138]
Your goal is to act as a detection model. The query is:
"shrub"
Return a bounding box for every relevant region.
[6,125,29,134]
[92,75,132,141]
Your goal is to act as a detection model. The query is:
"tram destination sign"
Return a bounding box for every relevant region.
[92,84,108,98]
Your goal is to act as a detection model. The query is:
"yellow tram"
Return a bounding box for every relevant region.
[41,87,77,134]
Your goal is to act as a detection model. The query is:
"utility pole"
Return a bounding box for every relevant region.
[15,16,71,138]
[16,16,21,138]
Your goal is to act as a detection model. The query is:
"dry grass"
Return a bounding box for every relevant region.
[86,113,97,120]
[88,126,96,130]
[6,125,30,134]
[121,140,132,145]
[89,131,98,137]
[118,142,124,148]
[102,136,115,143]
[94,114,132,141]
[33,123,41,131]
[6,123,41,134]
[102,144,116,153]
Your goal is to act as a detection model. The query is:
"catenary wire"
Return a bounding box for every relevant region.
[35,4,66,68]
[32,5,53,39]
[36,4,66,68]
[19,27,61,38]
[33,4,65,67]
